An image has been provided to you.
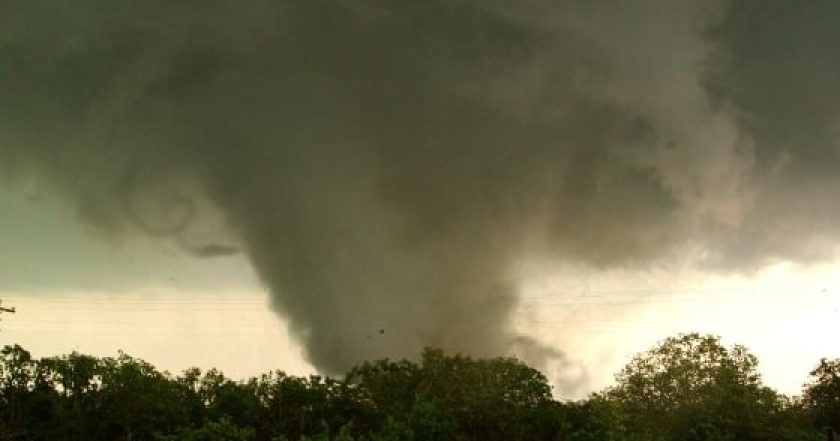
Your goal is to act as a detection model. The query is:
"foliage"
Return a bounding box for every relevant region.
[607,333,818,441]
[803,358,840,432]
[155,418,255,441]
[0,335,835,441]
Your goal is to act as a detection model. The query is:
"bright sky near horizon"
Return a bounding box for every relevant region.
[3,191,839,399]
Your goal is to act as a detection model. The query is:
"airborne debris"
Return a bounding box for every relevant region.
[0,299,15,315]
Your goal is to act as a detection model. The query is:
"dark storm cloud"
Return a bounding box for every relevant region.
[1,0,838,373]
[703,0,840,269]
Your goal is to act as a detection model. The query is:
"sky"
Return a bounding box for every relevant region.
[2,189,839,399]
[2,0,840,399]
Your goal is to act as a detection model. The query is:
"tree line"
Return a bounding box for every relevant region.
[0,333,838,441]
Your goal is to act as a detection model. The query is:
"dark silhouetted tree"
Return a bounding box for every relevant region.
[804,358,840,434]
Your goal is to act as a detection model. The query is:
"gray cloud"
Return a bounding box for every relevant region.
[1,0,838,374]
[702,0,840,269]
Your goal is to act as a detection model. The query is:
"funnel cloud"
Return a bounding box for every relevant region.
[1,0,839,373]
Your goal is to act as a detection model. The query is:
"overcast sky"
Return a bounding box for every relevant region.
[2,0,840,398]
[2,190,838,398]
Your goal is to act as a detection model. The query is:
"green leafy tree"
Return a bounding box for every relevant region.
[347,348,554,441]
[252,371,336,440]
[35,352,104,439]
[555,394,625,441]
[0,345,37,436]
[0,338,828,441]
[199,369,263,431]
[608,333,804,441]
[96,352,191,441]
[803,358,840,433]
[156,417,254,441]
